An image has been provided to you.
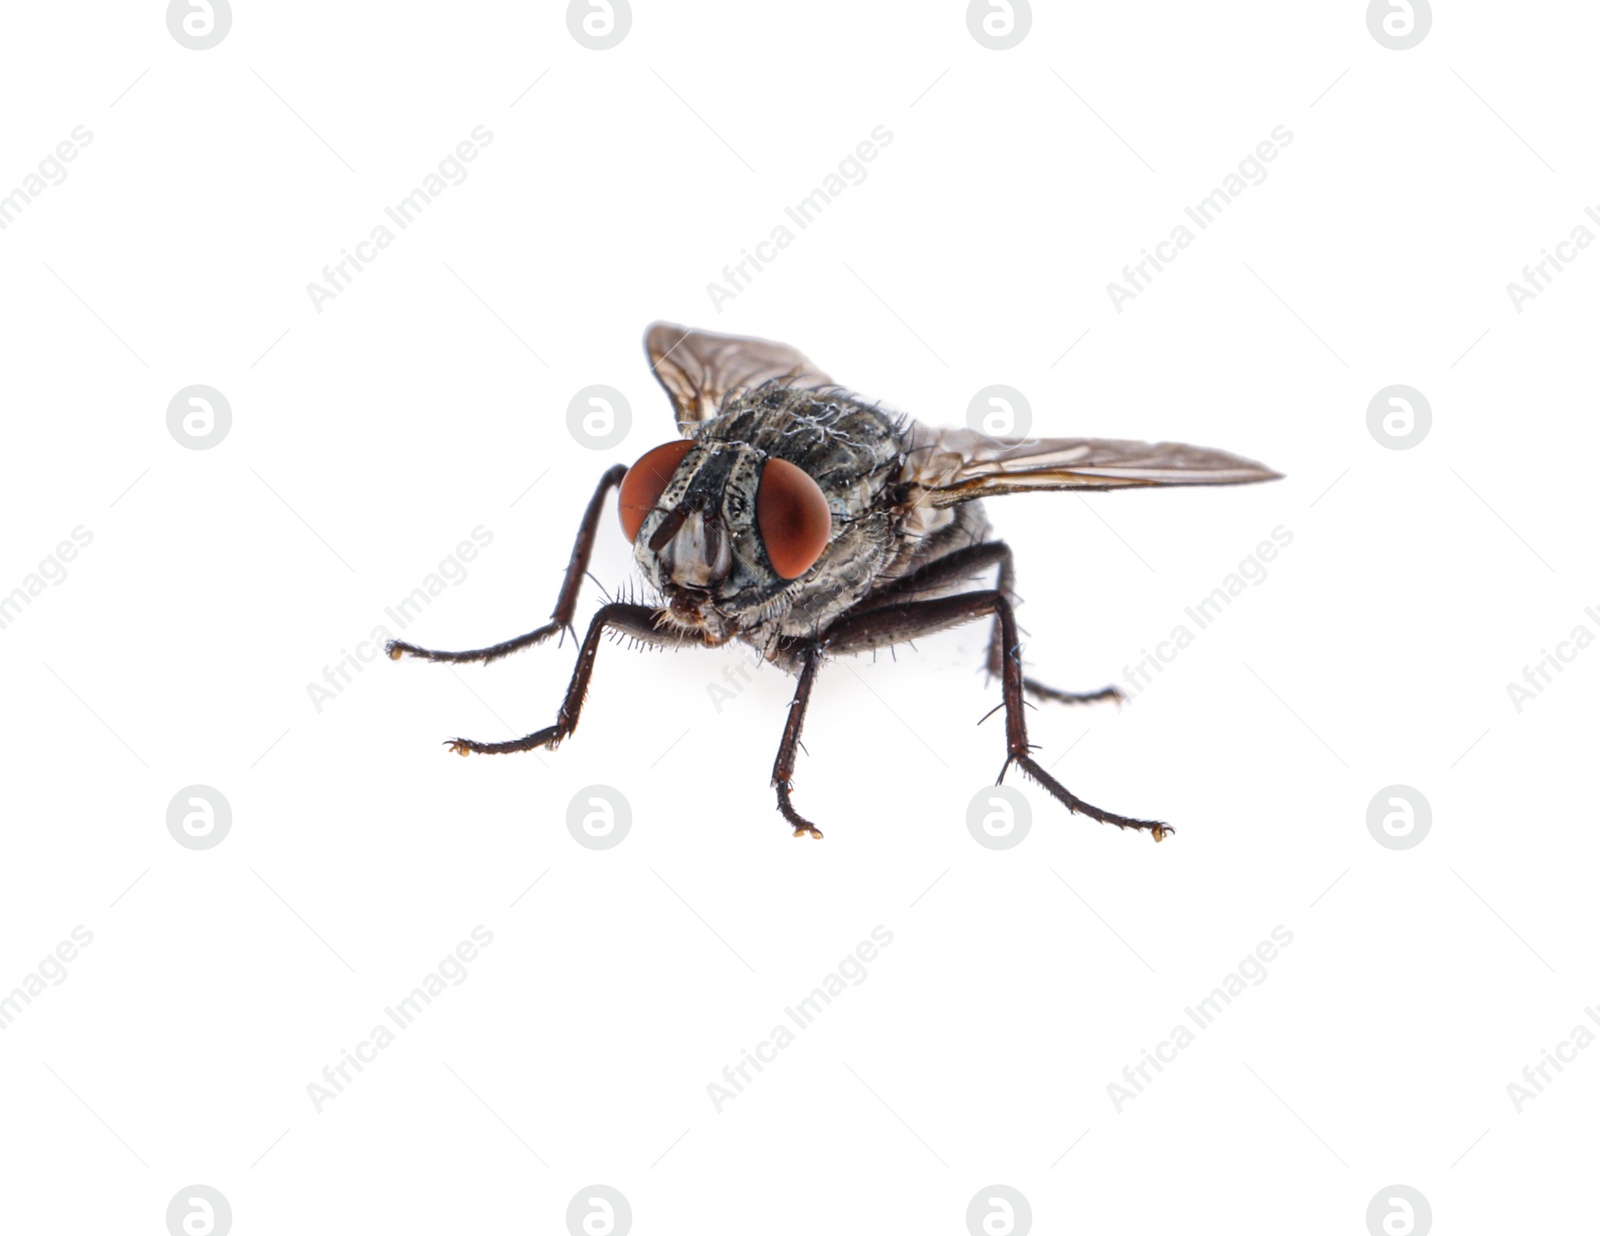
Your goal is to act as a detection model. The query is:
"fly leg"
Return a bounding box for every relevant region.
[388,464,627,665]
[860,540,1122,706]
[824,589,1169,841]
[446,602,689,755]
[771,645,825,839]
[987,545,1122,706]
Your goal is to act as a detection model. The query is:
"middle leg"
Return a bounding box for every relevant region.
[823,589,1169,840]
[860,540,1122,706]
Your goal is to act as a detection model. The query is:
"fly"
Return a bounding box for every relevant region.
[389,324,1282,842]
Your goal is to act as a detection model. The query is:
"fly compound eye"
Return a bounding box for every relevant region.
[756,458,831,580]
[618,440,696,541]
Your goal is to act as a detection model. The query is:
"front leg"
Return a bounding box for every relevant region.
[771,645,825,839]
[447,602,689,755]
[388,464,627,665]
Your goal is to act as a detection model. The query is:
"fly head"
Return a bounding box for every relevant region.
[618,437,833,640]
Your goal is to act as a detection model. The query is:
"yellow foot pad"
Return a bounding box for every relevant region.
[792,826,824,840]
[447,740,472,757]
[1151,825,1172,843]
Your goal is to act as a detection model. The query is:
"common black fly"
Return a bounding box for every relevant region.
[390,324,1281,842]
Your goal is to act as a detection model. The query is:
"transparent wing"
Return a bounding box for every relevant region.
[903,425,1281,506]
[644,323,833,435]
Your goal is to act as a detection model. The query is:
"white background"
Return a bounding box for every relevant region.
[1,2,1595,1232]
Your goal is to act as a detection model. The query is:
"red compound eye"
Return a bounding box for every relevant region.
[618,440,695,542]
[756,458,831,580]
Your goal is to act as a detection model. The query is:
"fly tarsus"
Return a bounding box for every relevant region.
[1003,752,1172,842]
[445,724,563,757]
[1021,677,1125,707]
[388,621,562,666]
[775,781,825,840]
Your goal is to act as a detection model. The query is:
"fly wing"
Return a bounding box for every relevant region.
[644,323,834,435]
[902,425,1281,506]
